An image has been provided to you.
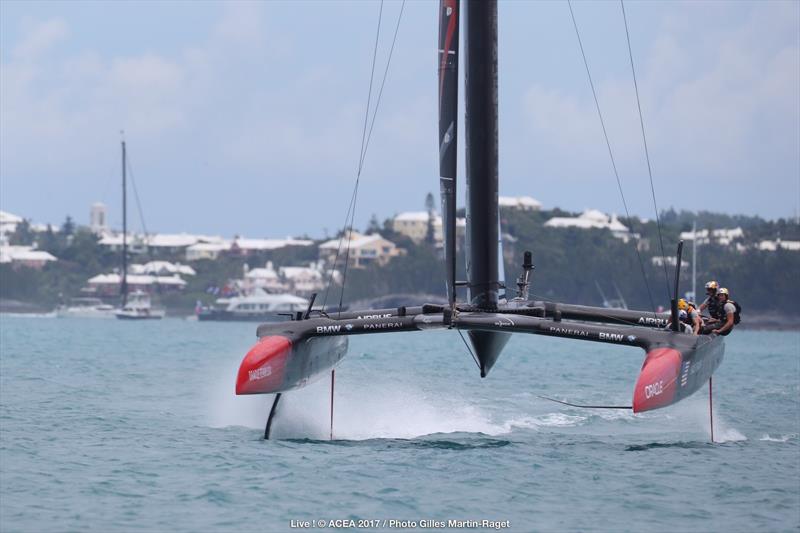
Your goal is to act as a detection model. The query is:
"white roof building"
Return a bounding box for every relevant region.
[651,256,690,268]
[243,261,285,292]
[0,244,57,269]
[232,237,314,253]
[545,209,633,241]
[186,241,231,261]
[85,273,187,296]
[392,211,466,245]
[279,262,334,294]
[319,232,403,268]
[129,261,196,276]
[498,196,542,210]
[145,233,202,249]
[0,211,23,237]
[757,239,800,252]
[679,227,745,246]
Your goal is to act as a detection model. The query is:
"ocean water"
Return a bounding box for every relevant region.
[0,316,798,532]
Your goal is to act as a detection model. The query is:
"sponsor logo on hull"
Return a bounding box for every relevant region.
[644,380,664,399]
[638,316,669,327]
[549,326,590,337]
[363,322,402,330]
[248,365,271,382]
[357,313,393,320]
[316,325,342,334]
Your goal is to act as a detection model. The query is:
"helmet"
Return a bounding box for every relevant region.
[678,298,688,310]
[678,310,687,319]
[705,280,718,290]
[717,287,729,297]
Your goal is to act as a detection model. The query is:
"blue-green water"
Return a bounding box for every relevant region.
[1,316,798,532]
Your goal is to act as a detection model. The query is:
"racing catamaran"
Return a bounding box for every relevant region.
[235,0,724,438]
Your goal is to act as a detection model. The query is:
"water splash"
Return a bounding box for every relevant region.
[759,433,797,443]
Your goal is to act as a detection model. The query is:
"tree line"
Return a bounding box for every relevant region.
[1,208,798,315]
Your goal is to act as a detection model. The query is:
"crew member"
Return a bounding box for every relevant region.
[709,287,737,336]
[678,298,702,335]
[698,280,720,319]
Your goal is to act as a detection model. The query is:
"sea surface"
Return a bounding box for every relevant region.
[0,316,798,532]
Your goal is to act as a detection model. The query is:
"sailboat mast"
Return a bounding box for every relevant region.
[464,0,500,310]
[121,139,128,306]
[462,0,509,378]
[438,0,459,306]
[692,220,697,301]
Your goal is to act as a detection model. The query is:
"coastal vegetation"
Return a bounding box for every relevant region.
[1,208,798,316]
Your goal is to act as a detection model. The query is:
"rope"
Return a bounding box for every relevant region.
[319,1,406,315]
[620,0,672,301]
[458,329,482,370]
[124,150,150,243]
[566,0,657,315]
[338,1,406,316]
[321,1,385,312]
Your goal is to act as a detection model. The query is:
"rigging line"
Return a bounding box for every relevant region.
[566,0,657,316]
[620,0,671,301]
[457,329,482,371]
[321,1,385,311]
[124,151,150,240]
[338,1,405,315]
[320,185,358,310]
[359,0,406,171]
[358,0,384,175]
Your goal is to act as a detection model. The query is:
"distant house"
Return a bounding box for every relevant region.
[243,262,285,292]
[392,211,466,246]
[651,256,690,269]
[757,239,800,252]
[498,196,542,211]
[85,273,186,296]
[0,245,57,270]
[280,262,335,296]
[0,211,23,239]
[90,203,108,234]
[545,209,634,242]
[186,242,230,261]
[144,233,203,254]
[679,227,744,246]
[230,237,314,256]
[129,261,196,277]
[97,232,148,254]
[319,232,403,269]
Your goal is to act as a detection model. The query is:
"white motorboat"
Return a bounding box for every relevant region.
[115,290,165,320]
[55,298,117,319]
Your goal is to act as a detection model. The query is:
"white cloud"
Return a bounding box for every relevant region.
[516,2,799,214]
[11,18,68,60]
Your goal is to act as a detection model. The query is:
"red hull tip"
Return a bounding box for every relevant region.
[633,347,682,413]
[236,336,292,395]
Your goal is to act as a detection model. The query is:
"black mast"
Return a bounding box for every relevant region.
[121,137,128,306]
[438,0,459,306]
[463,0,509,376]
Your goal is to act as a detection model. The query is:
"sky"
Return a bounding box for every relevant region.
[1,0,798,238]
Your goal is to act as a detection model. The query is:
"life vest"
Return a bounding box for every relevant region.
[706,295,721,319]
[713,299,741,325]
[681,305,698,326]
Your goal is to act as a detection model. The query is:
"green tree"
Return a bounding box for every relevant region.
[425,192,436,246]
[9,219,34,246]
